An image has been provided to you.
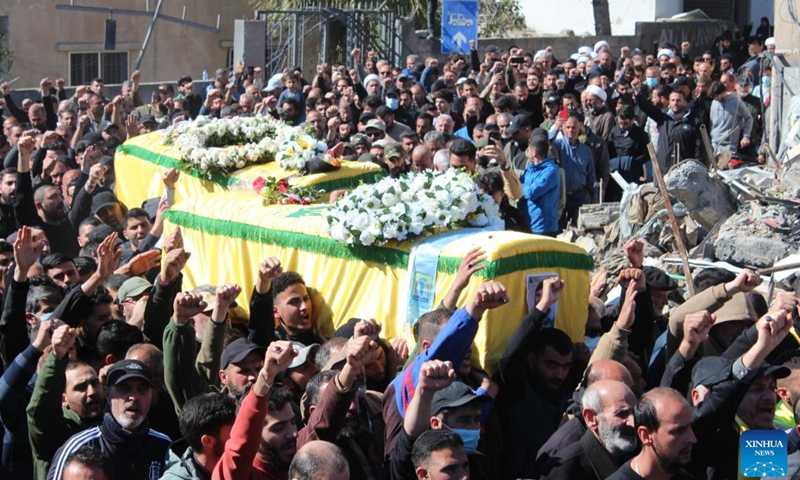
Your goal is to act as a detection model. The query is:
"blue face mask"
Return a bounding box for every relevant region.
[448,426,480,453]
[763,76,772,87]
[645,77,659,89]
[386,98,399,110]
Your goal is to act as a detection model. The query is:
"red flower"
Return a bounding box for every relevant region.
[301,199,311,205]
[252,176,266,192]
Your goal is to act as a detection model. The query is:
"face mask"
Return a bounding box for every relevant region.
[645,77,658,89]
[763,76,772,86]
[386,98,399,110]
[449,426,480,453]
[584,335,601,353]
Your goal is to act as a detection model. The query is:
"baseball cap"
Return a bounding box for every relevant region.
[264,74,283,92]
[87,224,119,243]
[98,120,118,132]
[691,356,731,389]
[384,142,405,159]
[545,94,562,105]
[505,114,532,137]
[116,276,153,303]
[365,119,387,133]
[485,45,500,53]
[351,134,370,147]
[139,114,157,126]
[372,139,389,149]
[106,359,154,387]
[288,342,320,370]
[82,131,104,146]
[90,191,119,216]
[431,382,491,415]
[220,338,265,369]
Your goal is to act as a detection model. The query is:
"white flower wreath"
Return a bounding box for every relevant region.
[162,116,301,178]
[324,169,504,246]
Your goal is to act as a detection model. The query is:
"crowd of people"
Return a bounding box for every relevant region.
[0,17,793,480]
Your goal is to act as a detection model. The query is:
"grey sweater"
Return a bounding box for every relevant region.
[710,93,753,153]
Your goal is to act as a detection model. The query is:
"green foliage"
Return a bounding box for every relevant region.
[0,31,11,75]
[479,0,527,37]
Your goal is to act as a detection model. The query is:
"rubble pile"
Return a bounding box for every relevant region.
[713,202,798,268]
[571,159,800,274]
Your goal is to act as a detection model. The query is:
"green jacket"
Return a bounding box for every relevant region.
[163,318,227,413]
[26,353,99,480]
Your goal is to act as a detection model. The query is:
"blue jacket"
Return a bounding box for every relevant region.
[392,307,479,416]
[550,134,596,195]
[520,158,560,233]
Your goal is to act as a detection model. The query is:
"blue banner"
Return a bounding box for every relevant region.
[441,0,479,54]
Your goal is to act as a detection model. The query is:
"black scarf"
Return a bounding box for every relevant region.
[99,409,150,448]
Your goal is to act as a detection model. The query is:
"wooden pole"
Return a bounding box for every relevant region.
[763,143,782,173]
[647,143,696,296]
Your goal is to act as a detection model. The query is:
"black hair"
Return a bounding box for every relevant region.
[449,138,477,161]
[179,393,237,451]
[433,89,455,104]
[74,256,97,277]
[417,308,456,344]
[95,321,144,361]
[303,370,338,419]
[654,84,673,99]
[530,136,549,159]
[493,94,516,112]
[25,285,63,314]
[41,253,74,274]
[376,106,392,118]
[400,131,418,142]
[709,81,726,97]
[122,207,150,229]
[178,76,193,86]
[104,274,129,293]
[617,105,635,120]
[365,95,384,109]
[411,429,464,468]
[268,384,295,415]
[692,268,736,292]
[528,327,573,356]
[478,171,504,195]
[0,239,12,255]
[63,447,112,477]
[417,112,433,124]
[271,271,307,299]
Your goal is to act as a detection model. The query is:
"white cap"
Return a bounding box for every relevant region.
[594,40,609,52]
[657,48,674,59]
[578,46,593,55]
[765,37,776,47]
[534,49,547,61]
[577,57,589,64]
[570,53,581,61]
[585,84,607,102]
[590,52,599,60]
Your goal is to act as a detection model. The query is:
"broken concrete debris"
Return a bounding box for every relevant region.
[572,159,798,273]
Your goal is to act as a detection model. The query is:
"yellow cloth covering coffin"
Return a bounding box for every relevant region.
[164,190,593,372]
[114,132,384,208]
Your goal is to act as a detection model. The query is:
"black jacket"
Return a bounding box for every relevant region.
[539,429,628,480]
[636,91,703,172]
[47,411,171,480]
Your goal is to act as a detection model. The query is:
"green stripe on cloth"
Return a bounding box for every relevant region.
[165,210,594,277]
[119,145,387,193]
[117,144,234,186]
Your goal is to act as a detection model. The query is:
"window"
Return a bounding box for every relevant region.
[69,52,129,86]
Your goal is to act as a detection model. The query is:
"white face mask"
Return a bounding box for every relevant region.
[584,335,601,353]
